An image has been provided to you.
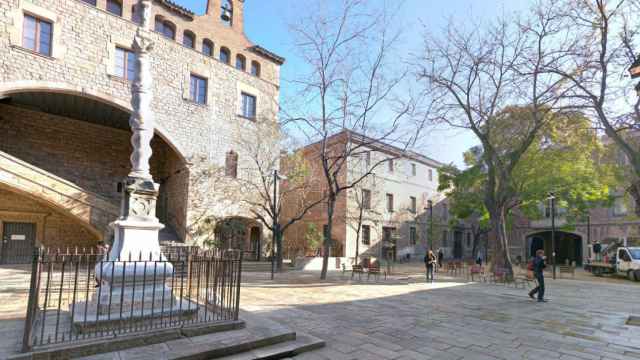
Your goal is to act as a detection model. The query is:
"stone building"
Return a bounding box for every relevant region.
[0,0,283,263]
[280,130,472,267]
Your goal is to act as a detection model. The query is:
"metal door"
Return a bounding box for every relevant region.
[1,222,36,264]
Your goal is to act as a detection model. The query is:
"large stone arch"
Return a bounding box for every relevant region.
[0,81,188,164]
[524,229,586,266]
[0,82,190,244]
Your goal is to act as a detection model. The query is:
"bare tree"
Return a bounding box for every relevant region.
[233,122,326,271]
[416,3,569,272]
[543,0,640,214]
[286,0,421,279]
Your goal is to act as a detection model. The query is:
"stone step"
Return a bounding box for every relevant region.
[215,333,325,360]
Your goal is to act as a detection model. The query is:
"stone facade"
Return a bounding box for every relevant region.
[0,0,282,257]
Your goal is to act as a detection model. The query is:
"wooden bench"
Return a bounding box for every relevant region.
[351,265,364,280]
[559,265,575,278]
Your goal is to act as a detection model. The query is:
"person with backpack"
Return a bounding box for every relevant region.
[424,250,436,283]
[528,249,547,302]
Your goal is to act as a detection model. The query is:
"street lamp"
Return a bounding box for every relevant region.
[547,192,557,280]
[271,169,287,280]
[427,200,434,251]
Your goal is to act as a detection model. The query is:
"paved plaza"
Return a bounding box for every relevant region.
[241,268,640,360]
[1,265,639,359]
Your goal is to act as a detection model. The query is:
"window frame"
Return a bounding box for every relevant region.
[106,0,123,16]
[409,196,417,214]
[240,92,257,119]
[409,227,417,246]
[411,163,417,176]
[183,30,195,49]
[386,193,394,213]
[202,39,214,57]
[428,168,433,181]
[362,189,371,210]
[236,54,246,71]
[250,61,261,77]
[114,46,136,81]
[362,225,371,245]
[388,159,394,173]
[22,13,53,57]
[189,74,208,105]
[220,47,231,64]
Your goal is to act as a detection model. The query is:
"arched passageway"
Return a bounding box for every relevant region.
[0,89,189,256]
[526,231,583,266]
[215,217,262,260]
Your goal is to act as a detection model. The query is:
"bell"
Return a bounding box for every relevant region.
[630,56,640,79]
[221,8,232,22]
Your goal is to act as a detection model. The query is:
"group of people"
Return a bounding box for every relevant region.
[423,247,549,303]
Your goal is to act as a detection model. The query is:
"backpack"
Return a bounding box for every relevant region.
[527,260,534,271]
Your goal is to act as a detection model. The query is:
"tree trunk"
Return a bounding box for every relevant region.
[489,205,513,275]
[320,195,336,280]
[629,180,640,218]
[354,205,364,265]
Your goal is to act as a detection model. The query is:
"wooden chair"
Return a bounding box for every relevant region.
[367,263,386,281]
[469,265,484,281]
[490,268,507,284]
[351,265,364,280]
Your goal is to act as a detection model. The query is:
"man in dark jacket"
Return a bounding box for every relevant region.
[528,249,547,302]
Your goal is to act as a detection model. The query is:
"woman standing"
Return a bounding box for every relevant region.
[424,250,436,283]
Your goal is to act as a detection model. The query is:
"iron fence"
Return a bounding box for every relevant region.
[21,247,242,352]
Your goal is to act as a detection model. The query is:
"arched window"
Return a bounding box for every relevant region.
[81,0,97,6]
[154,16,175,40]
[235,54,246,71]
[131,4,142,24]
[183,30,195,49]
[106,0,123,16]
[225,151,238,178]
[202,39,214,57]
[219,47,230,64]
[250,61,261,77]
[221,0,233,27]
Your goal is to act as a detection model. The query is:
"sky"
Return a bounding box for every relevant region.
[174,0,532,167]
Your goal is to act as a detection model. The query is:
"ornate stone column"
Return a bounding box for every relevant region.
[78,0,187,324]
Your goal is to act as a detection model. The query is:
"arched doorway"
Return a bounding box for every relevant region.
[526,231,583,266]
[215,217,262,260]
[0,89,189,248]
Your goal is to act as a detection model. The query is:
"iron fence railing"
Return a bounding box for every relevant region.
[21,247,242,352]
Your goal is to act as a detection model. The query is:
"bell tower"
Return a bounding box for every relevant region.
[205,0,245,33]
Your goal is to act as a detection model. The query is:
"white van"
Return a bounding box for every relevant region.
[616,247,640,281]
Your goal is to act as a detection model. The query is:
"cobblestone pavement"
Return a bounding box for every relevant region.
[241,269,640,360]
[1,264,639,359]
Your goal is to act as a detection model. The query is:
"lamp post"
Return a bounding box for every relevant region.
[427,200,433,250]
[271,169,287,280]
[547,192,557,280]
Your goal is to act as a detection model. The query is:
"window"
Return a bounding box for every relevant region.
[251,61,261,77]
[362,225,370,245]
[106,0,123,16]
[220,47,230,64]
[410,196,416,213]
[23,15,52,56]
[221,0,233,26]
[362,189,371,210]
[410,227,417,245]
[388,159,394,173]
[131,4,142,23]
[202,39,213,57]
[364,151,371,168]
[442,203,448,220]
[236,54,246,71]
[613,197,628,216]
[189,74,207,104]
[411,163,416,176]
[466,232,472,248]
[225,150,238,178]
[442,230,448,247]
[428,168,433,181]
[241,92,256,119]
[183,31,195,49]
[386,193,394,212]
[115,47,136,80]
[155,17,175,40]
[82,0,97,5]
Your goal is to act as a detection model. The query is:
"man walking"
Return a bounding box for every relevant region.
[424,250,436,283]
[528,249,547,302]
[437,248,444,269]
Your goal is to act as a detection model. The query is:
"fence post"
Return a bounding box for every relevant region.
[21,247,41,353]
[234,251,243,321]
